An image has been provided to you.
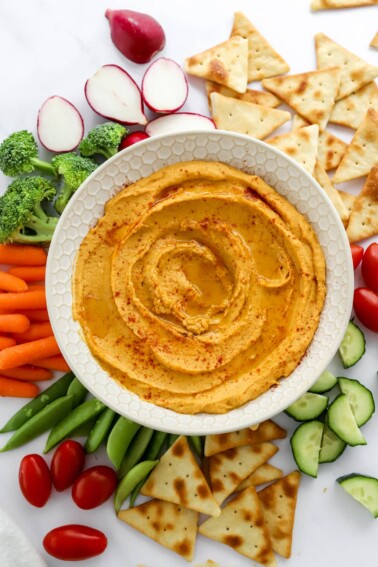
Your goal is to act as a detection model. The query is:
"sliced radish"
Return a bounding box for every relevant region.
[142,58,188,113]
[85,64,147,125]
[119,131,149,150]
[146,113,216,136]
[37,96,84,152]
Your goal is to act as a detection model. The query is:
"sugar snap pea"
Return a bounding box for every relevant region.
[114,460,158,514]
[70,416,97,438]
[118,426,154,479]
[67,377,88,408]
[189,435,204,458]
[85,407,116,454]
[107,417,140,471]
[167,433,179,447]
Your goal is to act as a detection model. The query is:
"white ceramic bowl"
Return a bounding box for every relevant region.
[46,131,353,435]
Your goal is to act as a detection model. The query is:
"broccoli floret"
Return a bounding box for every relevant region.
[0,131,56,177]
[0,176,59,244]
[79,122,127,160]
[51,153,97,214]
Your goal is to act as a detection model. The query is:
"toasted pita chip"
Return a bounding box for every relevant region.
[236,463,284,492]
[230,11,289,82]
[314,162,350,225]
[118,499,198,561]
[210,92,290,139]
[338,189,357,216]
[185,36,248,94]
[333,108,378,183]
[312,0,376,9]
[267,125,319,175]
[141,436,220,517]
[206,81,280,109]
[346,166,378,242]
[204,420,287,457]
[258,471,301,559]
[370,32,378,49]
[262,67,341,130]
[315,33,378,100]
[209,442,279,505]
[329,82,378,130]
[199,486,277,567]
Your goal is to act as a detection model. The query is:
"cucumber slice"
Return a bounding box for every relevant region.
[319,423,346,464]
[338,377,375,427]
[290,420,324,478]
[309,370,337,394]
[285,392,328,421]
[337,474,378,518]
[327,394,367,446]
[338,321,366,368]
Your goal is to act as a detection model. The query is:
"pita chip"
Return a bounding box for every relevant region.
[118,499,198,561]
[315,33,378,100]
[235,463,284,493]
[314,162,350,225]
[338,189,357,216]
[370,32,378,49]
[258,470,301,559]
[346,166,378,242]
[262,67,341,130]
[266,125,319,175]
[333,108,378,183]
[230,11,289,82]
[329,82,378,130]
[141,436,220,517]
[185,36,248,94]
[210,92,290,139]
[312,0,377,8]
[209,442,279,505]
[206,81,280,109]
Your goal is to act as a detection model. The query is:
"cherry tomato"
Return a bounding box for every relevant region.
[50,440,85,491]
[361,242,378,292]
[354,287,378,332]
[19,454,52,507]
[43,524,107,561]
[350,244,364,271]
[72,465,117,509]
[119,131,149,150]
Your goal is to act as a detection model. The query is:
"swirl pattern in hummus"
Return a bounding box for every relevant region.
[73,161,326,414]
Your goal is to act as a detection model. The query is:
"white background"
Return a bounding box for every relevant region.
[0,1,377,566]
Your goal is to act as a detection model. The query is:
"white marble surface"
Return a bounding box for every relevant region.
[0,1,377,566]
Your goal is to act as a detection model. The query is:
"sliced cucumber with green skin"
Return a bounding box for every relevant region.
[338,377,375,427]
[285,392,328,422]
[309,370,337,394]
[338,321,366,368]
[319,423,346,464]
[327,394,367,446]
[290,420,324,477]
[337,474,378,518]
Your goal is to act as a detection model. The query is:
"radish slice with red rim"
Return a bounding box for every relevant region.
[146,113,216,136]
[142,58,188,113]
[37,96,84,152]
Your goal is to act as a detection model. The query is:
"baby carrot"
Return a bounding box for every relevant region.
[0,376,40,398]
[0,366,52,381]
[26,284,45,291]
[8,266,46,282]
[0,244,47,266]
[0,336,16,350]
[20,310,50,322]
[0,272,28,293]
[0,314,30,334]
[0,290,46,310]
[0,336,61,370]
[32,355,70,372]
[14,322,53,343]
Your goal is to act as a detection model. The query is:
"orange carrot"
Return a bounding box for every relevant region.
[0,336,16,350]
[0,271,28,292]
[0,366,52,381]
[0,376,40,397]
[0,244,47,266]
[14,322,53,342]
[0,290,46,310]
[25,284,45,291]
[0,336,60,370]
[8,266,46,282]
[33,355,70,372]
[0,314,30,334]
[20,309,50,322]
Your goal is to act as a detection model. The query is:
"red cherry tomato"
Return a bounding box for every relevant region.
[353,287,378,332]
[19,454,52,507]
[43,524,107,561]
[119,130,149,150]
[350,244,364,271]
[72,465,117,509]
[50,440,85,491]
[361,242,378,292]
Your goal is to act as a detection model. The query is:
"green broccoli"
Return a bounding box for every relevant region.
[52,153,97,214]
[0,176,59,244]
[79,122,127,160]
[0,131,56,177]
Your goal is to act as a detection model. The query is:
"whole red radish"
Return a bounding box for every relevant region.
[361,242,378,292]
[119,131,149,150]
[19,454,52,507]
[50,440,85,491]
[105,9,165,64]
[43,525,107,561]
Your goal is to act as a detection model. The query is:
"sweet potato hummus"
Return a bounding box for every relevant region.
[72,161,326,414]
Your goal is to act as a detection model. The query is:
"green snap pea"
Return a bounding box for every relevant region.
[66,377,88,408]
[118,426,154,479]
[167,433,179,447]
[85,407,116,454]
[114,460,158,514]
[0,372,75,433]
[107,417,140,471]
[44,398,105,453]
[69,416,98,438]
[0,395,74,452]
[189,435,204,458]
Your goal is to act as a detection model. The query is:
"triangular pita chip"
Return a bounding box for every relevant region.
[206,80,280,109]
[118,499,198,561]
[199,486,277,566]
[333,108,378,183]
[314,162,350,225]
[258,470,301,559]
[230,11,289,82]
[141,436,220,517]
[267,125,319,175]
[346,166,378,242]
[329,82,378,130]
[315,33,378,100]
[312,0,376,9]
[262,67,341,130]
[209,442,279,505]
[370,32,378,49]
[204,419,287,457]
[185,36,248,93]
[338,189,357,216]
[236,463,284,493]
[210,92,290,139]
